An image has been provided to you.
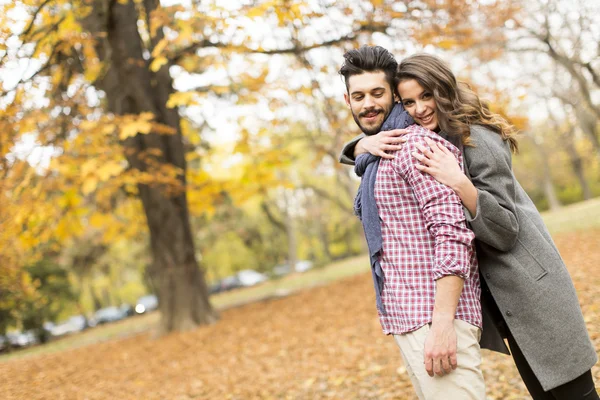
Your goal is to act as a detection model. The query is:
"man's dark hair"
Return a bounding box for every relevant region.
[338,46,398,92]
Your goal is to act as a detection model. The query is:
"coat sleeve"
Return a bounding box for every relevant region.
[464,126,519,251]
[339,133,365,165]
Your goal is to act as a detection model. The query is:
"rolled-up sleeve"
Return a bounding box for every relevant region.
[393,134,475,280]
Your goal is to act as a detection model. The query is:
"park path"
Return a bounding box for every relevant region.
[1,230,599,399]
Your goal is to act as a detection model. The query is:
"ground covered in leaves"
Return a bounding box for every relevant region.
[1,230,600,400]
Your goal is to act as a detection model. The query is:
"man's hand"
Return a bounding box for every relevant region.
[424,318,458,377]
[354,129,409,159]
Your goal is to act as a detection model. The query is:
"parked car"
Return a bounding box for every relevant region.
[51,315,90,337]
[135,294,158,314]
[94,306,126,325]
[236,269,268,287]
[6,331,37,348]
[120,303,135,317]
[208,281,223,294]
[295,260,314,273]
[273,260,313,276]
[272,264,291,277]
[218,275,243,292]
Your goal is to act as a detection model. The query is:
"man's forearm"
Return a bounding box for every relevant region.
[432,275,464,324]
[353,138,367,158]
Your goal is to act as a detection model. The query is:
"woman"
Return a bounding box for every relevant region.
[340,53,599,399]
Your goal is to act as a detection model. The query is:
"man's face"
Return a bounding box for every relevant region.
[344,71,395,136]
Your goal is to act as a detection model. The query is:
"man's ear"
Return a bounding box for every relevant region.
[344,92,351,107]
[394,93,400,103]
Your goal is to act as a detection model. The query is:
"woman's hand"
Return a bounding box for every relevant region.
[354,129,409,159]
[412,137,465,190]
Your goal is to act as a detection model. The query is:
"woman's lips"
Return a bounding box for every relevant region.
[419,113,434,124]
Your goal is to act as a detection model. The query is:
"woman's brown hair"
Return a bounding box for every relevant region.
[396,53,518,153]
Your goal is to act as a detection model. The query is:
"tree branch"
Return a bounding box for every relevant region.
[261,201,286,232]
[171,23,386,63]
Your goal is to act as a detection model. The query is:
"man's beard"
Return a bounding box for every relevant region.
[352,107,391,136]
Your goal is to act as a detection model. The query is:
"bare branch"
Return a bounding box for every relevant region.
[171,24,386,63]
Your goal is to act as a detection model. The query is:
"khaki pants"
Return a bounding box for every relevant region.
[393,320,486,400]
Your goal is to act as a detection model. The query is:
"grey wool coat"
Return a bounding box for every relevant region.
[340,125,597,391]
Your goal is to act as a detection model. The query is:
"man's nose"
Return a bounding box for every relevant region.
[364,95,375,108]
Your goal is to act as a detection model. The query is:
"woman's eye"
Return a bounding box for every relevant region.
[422,93,432,99]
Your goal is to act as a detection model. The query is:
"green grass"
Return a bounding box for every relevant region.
[3,197,599,362]
[541,197,600,234]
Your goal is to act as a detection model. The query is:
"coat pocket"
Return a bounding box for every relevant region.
[512,238,548,281]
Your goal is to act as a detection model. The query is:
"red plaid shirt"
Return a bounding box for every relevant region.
[374,125,482,335]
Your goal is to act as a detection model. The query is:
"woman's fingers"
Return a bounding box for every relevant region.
[415,143,435,159]
[412,151,431,166]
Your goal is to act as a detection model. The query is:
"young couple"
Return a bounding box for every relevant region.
[338,46,599,399]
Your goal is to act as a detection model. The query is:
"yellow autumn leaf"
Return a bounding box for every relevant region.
[89,212,106,228]
[151,38,169,58]
[120,114,153,139]
[150,56,168,72]
[84,63,103,82]
[97,161,125,181]
[246,7,265,18]
[82,176,98,194]
[166,91,196,108]
[437,38,458,50]
[79,120,98,131]
[81,158,98,176]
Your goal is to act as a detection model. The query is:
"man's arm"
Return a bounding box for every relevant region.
[426,276,464,376]
[339,131,408,165]
[393,131,476,377]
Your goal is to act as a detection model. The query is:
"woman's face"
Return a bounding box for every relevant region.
[397,79,439,132]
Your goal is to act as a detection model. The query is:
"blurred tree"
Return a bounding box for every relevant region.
[21,258,76,343]
[510,0,600,167]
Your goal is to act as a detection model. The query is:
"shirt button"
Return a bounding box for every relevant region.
[506,311,513,317]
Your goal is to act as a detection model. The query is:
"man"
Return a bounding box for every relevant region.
[339,45,485,399]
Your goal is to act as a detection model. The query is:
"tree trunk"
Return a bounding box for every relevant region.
[284,192,297,272]
[82,0,217,333]
[562,126,592,200]
[89,282,103,311]
[574,105,600,167]
[529,133,562,210]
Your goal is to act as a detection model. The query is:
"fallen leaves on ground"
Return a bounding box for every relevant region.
[1,230,599,399]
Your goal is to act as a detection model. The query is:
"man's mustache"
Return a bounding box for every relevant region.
[359,109,382,118]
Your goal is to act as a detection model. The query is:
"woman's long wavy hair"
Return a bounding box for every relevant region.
[396,54,518,153]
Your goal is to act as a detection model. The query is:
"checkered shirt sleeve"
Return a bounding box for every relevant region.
[391,130,476,281]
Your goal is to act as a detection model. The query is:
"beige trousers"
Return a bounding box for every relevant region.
[393,320,486,400]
